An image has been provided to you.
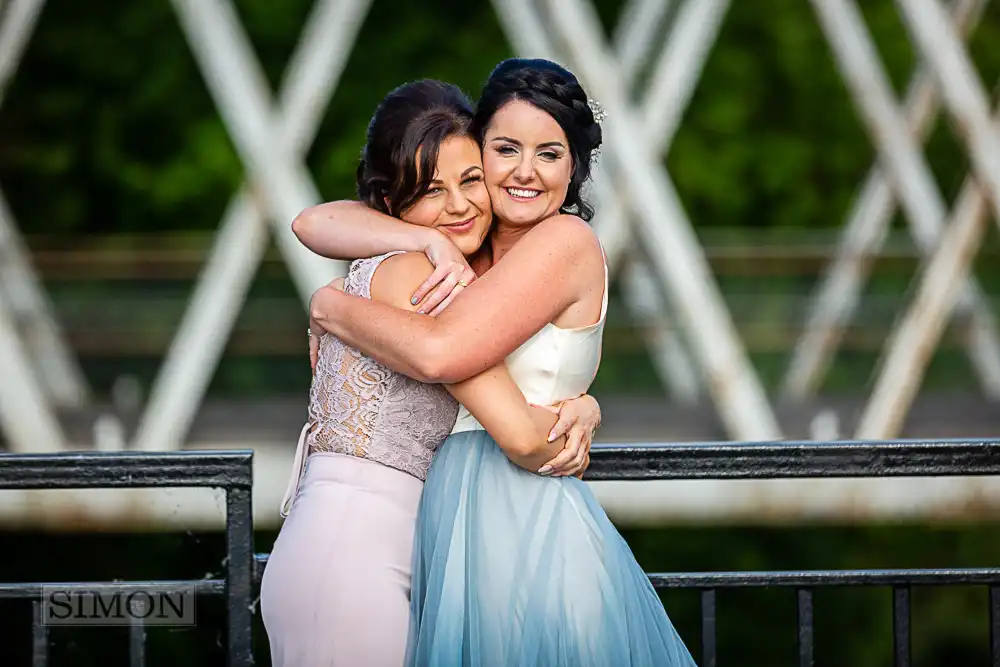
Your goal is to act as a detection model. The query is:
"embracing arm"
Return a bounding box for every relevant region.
[370,253,592,475]
[293,200,477,313]
[292,200,441,260]
[310,215,604,383]
[446,366,564,473]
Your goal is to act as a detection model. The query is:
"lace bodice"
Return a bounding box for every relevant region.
[306,251,460,480]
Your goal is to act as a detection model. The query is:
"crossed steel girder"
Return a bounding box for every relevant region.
[2,0,998,454]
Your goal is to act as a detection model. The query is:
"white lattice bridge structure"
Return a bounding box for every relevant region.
[1,0,1000,530]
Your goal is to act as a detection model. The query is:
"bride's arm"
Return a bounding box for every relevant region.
[371,252,596,476]
[310,214,603,384]
[293,201,477,314]
[444,367,593,477]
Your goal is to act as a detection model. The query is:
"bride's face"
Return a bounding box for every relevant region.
[400,136,493,257]
[481,100,573,227]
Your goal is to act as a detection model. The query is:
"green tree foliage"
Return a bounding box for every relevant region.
[5,0,1000,236]
[2,5,1000,665]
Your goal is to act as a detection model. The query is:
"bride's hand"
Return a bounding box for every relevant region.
[536,394,602,478]
[308,278,345,373]
[410,230,477,316]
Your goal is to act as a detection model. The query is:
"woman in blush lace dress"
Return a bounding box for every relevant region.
[259,79,602,667]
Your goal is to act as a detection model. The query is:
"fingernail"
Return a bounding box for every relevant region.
[538,465,553,475]
[411,297,418,305]
[417,309,425,315]
[547,432,556,442]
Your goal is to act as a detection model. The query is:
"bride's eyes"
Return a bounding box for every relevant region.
[461,175,483,186]
[494,144,561,161]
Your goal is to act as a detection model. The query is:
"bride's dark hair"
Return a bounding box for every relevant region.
[357,80,475,218]
[472,58,602,221]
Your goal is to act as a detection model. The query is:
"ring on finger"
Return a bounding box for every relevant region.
[456,280,469,288]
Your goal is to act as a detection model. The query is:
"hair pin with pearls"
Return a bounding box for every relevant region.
[588,98,606,126]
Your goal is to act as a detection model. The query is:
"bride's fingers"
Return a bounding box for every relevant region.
[547,411,575,442]
[564,433,591,476]
[542,429,584,476]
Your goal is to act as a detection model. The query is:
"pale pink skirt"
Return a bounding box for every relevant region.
[260,450,424,667]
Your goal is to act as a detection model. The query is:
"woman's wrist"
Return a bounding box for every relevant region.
[418,227,450,256]
[309,284,344,333]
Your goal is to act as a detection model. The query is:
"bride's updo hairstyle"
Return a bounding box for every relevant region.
[471,58,602,221]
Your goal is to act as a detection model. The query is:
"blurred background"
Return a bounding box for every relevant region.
[2,0,1000,664]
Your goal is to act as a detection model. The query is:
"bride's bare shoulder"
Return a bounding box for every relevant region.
[523,214,603,260]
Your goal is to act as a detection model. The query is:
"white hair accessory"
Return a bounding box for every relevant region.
[587,98,605,169]
[588,98,606,126]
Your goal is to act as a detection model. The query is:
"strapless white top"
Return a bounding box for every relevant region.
[451,261,609,434]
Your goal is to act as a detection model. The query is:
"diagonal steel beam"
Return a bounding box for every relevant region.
[576,0,731,403]
[859,161,994,437]
[495,0,709,403]
[543,0,783,440]
[0,290,66,452]
[784,0,988,400]
[621,256,702,400]
[807,0,1000,404]
[605,0,731,402]
[613,0,674,89]
[133,0,369,452]
[0,0,44,97]
[169,0,346,302]
[640,0,730,149]
[0,0,89,410]
[856,0,1000,437]
[608,0,731,403]
[894,0,1000,207]
[598,0,731,267]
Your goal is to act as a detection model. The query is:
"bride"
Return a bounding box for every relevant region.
[302,59,698,666]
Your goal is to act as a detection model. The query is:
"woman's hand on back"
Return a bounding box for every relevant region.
[535,394,602,478]
[308,277,346,373]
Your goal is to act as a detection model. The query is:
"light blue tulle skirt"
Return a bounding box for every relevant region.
[405,429,699,667]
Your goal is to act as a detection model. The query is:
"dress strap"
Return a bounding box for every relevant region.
[345,250,410,299]
[279,422,312,518]
[598,243,610,322]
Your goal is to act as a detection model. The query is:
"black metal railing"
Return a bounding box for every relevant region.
[5,438,1000,666]
[0,449,255,667]
[579,438,1000,667]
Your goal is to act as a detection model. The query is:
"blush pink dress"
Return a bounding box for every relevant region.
[259,251,460,667]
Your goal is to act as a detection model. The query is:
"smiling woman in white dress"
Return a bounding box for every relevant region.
[301,59,699,666]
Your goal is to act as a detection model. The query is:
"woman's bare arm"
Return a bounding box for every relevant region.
[444,366,565,473]
[370,252,594,476]
[293,200,478,314]
[310,215,604,384]
[293,201,438,259]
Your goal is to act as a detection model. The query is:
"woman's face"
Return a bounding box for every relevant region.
[400,135,492,256]
[481,100,573,227]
